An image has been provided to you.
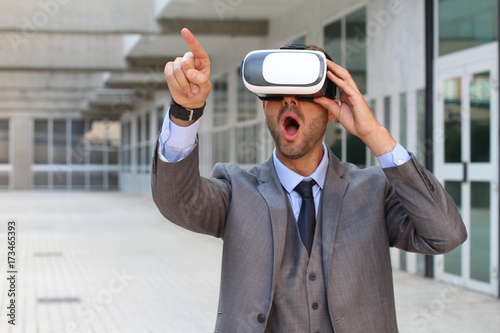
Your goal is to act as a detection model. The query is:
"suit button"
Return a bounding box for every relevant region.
[309,273,316,281]
[312,303,319,310]
[257,313,265,323]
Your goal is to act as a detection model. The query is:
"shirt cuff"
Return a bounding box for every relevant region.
[158,108,200,162]
[376,143,411,168]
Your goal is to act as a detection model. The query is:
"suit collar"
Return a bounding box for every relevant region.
[271,143,330,194]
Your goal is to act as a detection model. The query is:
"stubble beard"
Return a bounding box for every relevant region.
[266,105,327,160]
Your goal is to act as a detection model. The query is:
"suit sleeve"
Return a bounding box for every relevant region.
[383,155,467,254]
[151,141,230,238]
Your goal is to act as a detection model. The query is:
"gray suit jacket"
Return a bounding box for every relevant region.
[151,144,467,333]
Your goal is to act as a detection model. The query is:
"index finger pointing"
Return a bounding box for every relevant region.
[181,28,208,61]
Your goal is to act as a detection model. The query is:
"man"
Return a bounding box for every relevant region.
[151,28,467,332]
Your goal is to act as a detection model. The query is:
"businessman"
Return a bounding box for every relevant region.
[151,28,467,332]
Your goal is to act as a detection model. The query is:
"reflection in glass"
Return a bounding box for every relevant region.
[470,182,490,283]
[444,77,462,163]
[444,181,462,276]
[470,72,490,163]
[439,0,498,56]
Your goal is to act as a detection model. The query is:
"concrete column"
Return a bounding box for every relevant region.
[11,115,33,189]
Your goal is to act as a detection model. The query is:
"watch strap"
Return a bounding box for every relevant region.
[170,100,205,121]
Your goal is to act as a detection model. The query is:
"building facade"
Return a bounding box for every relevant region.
[0,0,498,297]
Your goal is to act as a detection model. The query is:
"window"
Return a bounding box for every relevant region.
[34,120,49,164]
[0,120,9,164]
[237,73,257,122]
[399,93,407,148]
[324,7,367,94]
[33,118,120,190]
[345,8,367,94]
[439,0,498,56]
[213,74,229,127]
[324,7,368,168]
[135,112,151,173]
[0,119,9,188]
[212,74,230,164]
[121,122,131,172]
[416,89,426,165]
[71,120,86,165]
[236,125,258,165]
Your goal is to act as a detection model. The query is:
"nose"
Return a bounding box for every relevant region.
[282,95,299,106]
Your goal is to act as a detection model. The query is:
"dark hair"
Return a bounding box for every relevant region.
[279,43,333,61]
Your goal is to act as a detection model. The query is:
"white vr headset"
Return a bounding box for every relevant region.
[241,45,336,101]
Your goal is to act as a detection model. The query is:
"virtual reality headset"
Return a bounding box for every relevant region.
[241,45,336,101]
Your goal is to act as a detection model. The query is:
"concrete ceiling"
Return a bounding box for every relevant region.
[157,0,302,20]
[0,0,305,118]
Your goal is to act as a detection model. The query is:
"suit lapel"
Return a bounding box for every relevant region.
[256,156,289,296]
[320,149,349,284]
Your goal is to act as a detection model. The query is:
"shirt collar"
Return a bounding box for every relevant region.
[273,142,329,194]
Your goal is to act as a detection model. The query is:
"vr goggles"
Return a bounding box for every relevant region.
[241,45,336,101]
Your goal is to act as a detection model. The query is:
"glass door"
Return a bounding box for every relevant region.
[434,44,499,296]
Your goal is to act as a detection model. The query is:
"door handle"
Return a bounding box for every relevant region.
[462,161,468,183]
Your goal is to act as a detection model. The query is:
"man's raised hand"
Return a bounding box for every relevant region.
[164,28,212,111]
[314,60,396,156]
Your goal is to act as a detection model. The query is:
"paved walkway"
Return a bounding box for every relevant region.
[0,192,499,333]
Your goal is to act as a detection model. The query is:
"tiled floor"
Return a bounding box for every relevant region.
[0,191,499,333]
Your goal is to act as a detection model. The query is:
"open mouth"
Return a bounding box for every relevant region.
[284,116,300,135]
[281,113,301,140]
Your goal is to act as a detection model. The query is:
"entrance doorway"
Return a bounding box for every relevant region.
[434,43,499,296]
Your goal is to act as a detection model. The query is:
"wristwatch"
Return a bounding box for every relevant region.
[169,100,205,121]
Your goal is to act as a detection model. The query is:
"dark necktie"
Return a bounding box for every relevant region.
[294,179,316,256]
